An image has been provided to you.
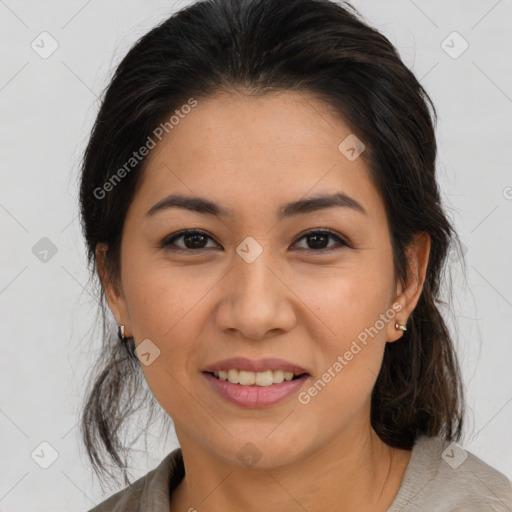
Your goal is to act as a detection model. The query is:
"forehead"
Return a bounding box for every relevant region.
[154,90,353,163]
[129,91,385,224]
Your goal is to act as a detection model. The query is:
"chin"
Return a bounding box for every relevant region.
[208,429,310,470]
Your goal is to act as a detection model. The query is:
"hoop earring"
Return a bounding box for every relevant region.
[118,324,127,342]
[395,321,407,332]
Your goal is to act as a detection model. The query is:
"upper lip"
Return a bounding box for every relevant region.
[202,357,309,375]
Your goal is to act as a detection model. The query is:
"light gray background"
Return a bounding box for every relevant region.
[1,0,511,510]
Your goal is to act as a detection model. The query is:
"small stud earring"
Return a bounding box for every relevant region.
[395,321,407,332]
[118,324,127,341]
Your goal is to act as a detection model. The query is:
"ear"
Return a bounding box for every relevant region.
[95,243,132,337]
[386,232,431,342]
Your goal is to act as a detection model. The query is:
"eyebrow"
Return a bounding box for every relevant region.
[145,191,367,220]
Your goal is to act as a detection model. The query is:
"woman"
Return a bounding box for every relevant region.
[79,0,512,510]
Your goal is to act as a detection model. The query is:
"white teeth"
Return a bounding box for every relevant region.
[227,369,238,383]
[239,370,255,385]
[273,369,284,383]
[213,369,301,386]
[255,370,273,386]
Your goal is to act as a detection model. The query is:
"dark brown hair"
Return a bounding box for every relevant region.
[79,0,466,489]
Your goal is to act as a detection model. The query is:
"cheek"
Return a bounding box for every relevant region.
[120,261,208,396]
[122,257,213,341]
[300,253,393,345]
[298,256,393,413]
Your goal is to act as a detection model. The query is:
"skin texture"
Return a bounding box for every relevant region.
[97,90,430,511]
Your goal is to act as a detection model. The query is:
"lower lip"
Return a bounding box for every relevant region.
[202,372,310,408]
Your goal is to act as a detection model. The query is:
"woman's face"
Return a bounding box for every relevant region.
[100,90,427,468]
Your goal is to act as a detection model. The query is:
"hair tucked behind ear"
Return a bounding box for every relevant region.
[79,0,466,488]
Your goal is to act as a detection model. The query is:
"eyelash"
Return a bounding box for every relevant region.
[159,228,349,253]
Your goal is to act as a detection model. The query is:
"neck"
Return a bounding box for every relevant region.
[170,419,411,512]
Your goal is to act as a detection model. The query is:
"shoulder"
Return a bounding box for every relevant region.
[87,448,184,512]
[388,435,512,511]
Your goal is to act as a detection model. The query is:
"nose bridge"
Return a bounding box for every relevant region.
[217,237,295,339]
[237,247,275,297]
[234,238,279,310]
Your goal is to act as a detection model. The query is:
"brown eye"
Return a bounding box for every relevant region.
[160,229,348,253]
[160,230,219,251]
[292,230,347,252]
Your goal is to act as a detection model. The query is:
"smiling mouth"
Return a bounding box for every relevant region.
[204,369,309,387]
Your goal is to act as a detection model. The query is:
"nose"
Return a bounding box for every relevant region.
[214,241,297,341]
